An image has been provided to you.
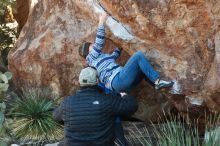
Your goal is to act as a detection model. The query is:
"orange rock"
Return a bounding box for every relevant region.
[8,0,220,124]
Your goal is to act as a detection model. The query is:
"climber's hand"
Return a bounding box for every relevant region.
[120,92,127,97]
[118,47,123,52]
[99,12,108,25]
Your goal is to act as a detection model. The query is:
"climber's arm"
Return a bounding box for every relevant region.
[92,12,108,55]
[111,47,122,59]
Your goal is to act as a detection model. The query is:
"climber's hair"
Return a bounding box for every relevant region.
[78,42,92,58]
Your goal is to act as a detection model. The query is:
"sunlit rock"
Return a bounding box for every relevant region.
[9,0,220,123]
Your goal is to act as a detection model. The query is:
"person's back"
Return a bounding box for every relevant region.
[64,86,115,146]
[54,67,138,146]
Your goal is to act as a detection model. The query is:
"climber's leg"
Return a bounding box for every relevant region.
[112,51,173,92]
[112,51,154,92]
[112,62,144,92]
[127,51,160,82]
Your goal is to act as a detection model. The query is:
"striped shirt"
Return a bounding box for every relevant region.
[86,25,121,90]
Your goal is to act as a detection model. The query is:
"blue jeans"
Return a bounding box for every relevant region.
[112,51,160,92]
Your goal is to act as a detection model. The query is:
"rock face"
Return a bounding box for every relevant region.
[15,0,38,31]
[14,0,29,31]
[9,0,220,123]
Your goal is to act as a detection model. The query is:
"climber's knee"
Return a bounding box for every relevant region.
[133,51,146,60]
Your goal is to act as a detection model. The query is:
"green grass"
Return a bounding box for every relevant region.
[9,89,63,143]
[203,114,220,146]
[126,114,220,146]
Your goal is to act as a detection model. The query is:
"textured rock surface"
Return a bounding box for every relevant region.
[15,0,29,31]
[9,0,220,122]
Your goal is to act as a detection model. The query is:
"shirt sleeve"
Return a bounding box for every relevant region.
[90,25,106,57]
[53,101,64,124]
[109,94,138,117]
[111,48,121,59]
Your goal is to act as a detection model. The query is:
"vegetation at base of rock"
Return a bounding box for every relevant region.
[0,0,18,67]
[0,1,17,143]
[0,23,17,49]
[10,89,63,143]
[0,71,12,123]
[0,71,12,145]
[0,0,16,15]
[0,71,12,102]
[126,114,220,146]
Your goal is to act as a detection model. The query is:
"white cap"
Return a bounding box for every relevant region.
[79,67,98,86]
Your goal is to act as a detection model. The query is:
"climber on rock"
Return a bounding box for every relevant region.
[78,12,174,93]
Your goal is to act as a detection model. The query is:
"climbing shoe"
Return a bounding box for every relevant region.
[155,79,174,90]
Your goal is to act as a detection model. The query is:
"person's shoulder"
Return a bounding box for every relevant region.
[62,93,77,102]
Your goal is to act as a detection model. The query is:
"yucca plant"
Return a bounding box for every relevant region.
[127,123,154,146]
[10,89,63,144]
[126,113,220,146]
[203,114,220,146]
[126,121,198,146]
[155,121,200,146]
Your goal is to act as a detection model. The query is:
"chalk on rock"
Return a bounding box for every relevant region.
[169,80,182,94]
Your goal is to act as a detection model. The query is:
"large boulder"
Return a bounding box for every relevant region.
[9,0,220,123]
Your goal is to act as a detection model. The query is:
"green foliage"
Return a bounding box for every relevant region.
[0,71,11,131]
[0,22,18,66]
[0,23,17,49]
[0,112,4,126]
[203,115,220,146]
[0,0,16,16]
[155,122,199,146]
[0,141,7,146]
[0,112,7,145]
[127,124,154,146]
[10,89,63,143]
[127,115,220,146]
[0,8,16,133]
[0,0,18,66]
[0,119,13,146]
[0,101,6,127]
[0,102,6,112]
[0,71,12,145]
[0,71,12,102]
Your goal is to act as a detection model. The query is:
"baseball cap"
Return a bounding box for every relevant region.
[79,67,98,86]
